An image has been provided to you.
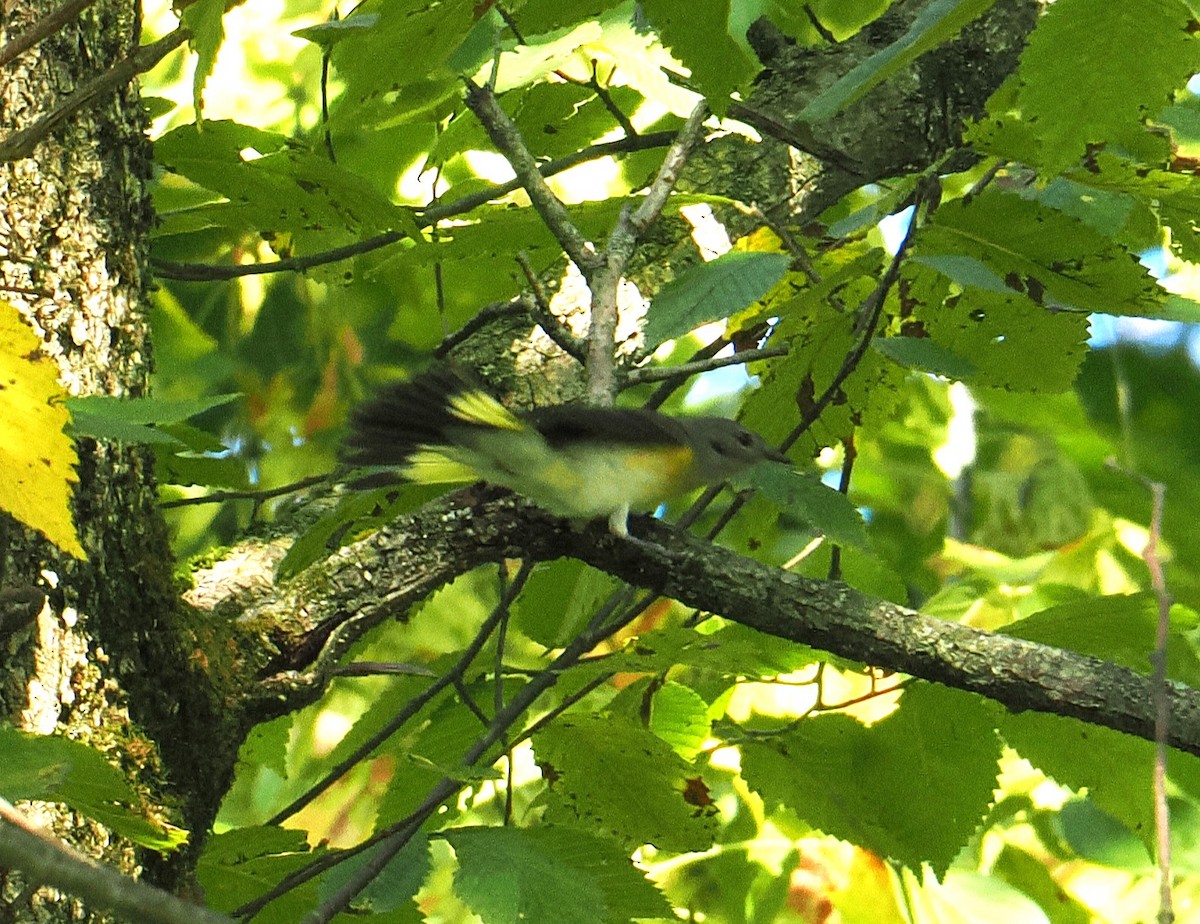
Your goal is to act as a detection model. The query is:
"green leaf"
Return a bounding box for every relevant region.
[67,394,240,425]
[515,0,628,35]
[871,335,977,379]
[606,678,712,760]
[648,681,711,760]
[744,466,869,549]
[799,0,1001,122]
[916,189,1161,316]
[978,0,1200,173]
[198,827,322,916]
[442,825,671,924]
[513,559,620,647]
[1058,799,1152,870]
[292,14,380,49]
[741,683,1002,875]
[181,0,227,118]
[533,714,719,852]
[318,833,429,917]
[484,21,605,95]
[640,0,759,112]
[66,394,240,446]
[643,251,791,348]
[909,254,1013,295]
[998,711,1200,856]
[330,0,478,108]
[1004,594,1200,685]
[0,725,183,851]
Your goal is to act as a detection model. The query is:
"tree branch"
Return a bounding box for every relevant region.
[0,0,99,70]
[0,28,190,162]
[239,490,1200,756]
[462,79,600,275]
[0,799,235,924]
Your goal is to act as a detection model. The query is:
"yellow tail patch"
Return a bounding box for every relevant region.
[400,448,479,484]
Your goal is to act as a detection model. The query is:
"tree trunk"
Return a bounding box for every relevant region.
[0,1,223,915]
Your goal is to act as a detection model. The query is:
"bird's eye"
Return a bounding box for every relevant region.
[737,432,755,448]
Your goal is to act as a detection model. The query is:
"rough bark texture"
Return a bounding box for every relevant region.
[197,489,1200,758]
[0,1,230,916]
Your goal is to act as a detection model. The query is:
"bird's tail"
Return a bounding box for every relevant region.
[342,367,524,484]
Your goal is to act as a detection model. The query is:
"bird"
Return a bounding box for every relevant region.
[342,366,788,538]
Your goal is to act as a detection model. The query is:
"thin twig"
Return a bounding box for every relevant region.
[827,432,856,582]
[622,345,788,387]
[515,252,587,361]
[588,100,709,405]
[159,475,327,509]
[262,562,535,828]
[0,27,190,162]
[0,0,99,70]
[150,132,678,282]
[248,582,650,920]
[1108,462,1174,923]
[462,79,600,275]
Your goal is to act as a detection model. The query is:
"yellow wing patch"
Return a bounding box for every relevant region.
[447,389,524,431]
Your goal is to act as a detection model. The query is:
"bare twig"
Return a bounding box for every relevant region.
[0,27,190,162]
[1108,462,1175,923]
[780,184,925,452]
[0,799,234,924]
[263,562,535,828]
[462,79,600,275]
[159,474,327,509]
[623,345,788,386]
[588,100,709,405]
[515,252,587,361]
[0,0,99,69]
[244,580,650,921]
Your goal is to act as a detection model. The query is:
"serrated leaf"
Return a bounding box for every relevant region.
[181,0,226,119]
[999,711,1200,857]
[644,252,791,348]
[984,0,1200,173]
[67,394,240,447]
[480,21,605,95]
[0,301,84,559]
[513,559,620,647]
[318,833,429,916]
[647,681,711,760]
[0,726,183,850]
[67,393,240,425]
[741,683,1002,875]
[743,466,868,549]
[442,825,671,924]
[871,335,977,379]
[198,826,322,916]
[533,714,718,852]
[639,0,759,112]
[799,0,1001,122]
[330,0,477,108]
[917,189,1161,316]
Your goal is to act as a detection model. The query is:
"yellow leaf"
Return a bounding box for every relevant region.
[0,301,86,559]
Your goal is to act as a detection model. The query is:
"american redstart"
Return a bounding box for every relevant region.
[343,366,789,537]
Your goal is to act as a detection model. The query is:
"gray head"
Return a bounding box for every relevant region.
[683,417,790,483]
